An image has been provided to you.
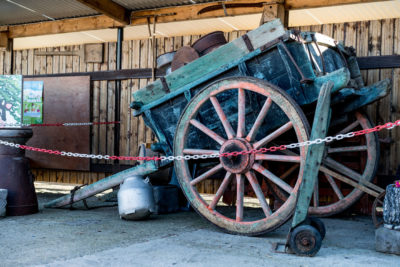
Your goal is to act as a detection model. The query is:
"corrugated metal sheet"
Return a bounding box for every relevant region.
[289,1,400,26]
[0,1,48,25]
[113,0,216,11]
[0,0,99,26]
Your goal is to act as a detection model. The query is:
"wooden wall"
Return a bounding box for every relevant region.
[0,18,399,185]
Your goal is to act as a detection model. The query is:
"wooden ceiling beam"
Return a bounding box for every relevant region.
[75,0,130,25]
[8,15,124,39]
[285,0,389,9]
[5,0,390,38]
[130,0,282,25]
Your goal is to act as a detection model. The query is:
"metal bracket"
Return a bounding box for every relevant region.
[278,39,313,84]
[242,34,254,52]
[160,77,170,93]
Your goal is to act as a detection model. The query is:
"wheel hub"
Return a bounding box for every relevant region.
[219,138,254,174]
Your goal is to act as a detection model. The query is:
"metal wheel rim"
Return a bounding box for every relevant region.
[372,190,386,228]
[174,77,309,235]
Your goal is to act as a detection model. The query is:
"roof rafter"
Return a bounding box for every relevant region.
[8,15,124,38]
[131,0,281,25]
[3,0,391,39]
[75,0,130,25]
[285,0,389,9]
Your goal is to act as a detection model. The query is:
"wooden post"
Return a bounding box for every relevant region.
[259,4,287,27]
[0,32,10,51]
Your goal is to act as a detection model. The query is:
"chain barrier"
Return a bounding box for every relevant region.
[0,121,120,127]
[0,119,399,161]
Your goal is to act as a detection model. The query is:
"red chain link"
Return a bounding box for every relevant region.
[3,119,400,161]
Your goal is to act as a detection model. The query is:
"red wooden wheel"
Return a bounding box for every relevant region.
[174,77,309,235]
[270,111,379,217]
[308,111,379,216]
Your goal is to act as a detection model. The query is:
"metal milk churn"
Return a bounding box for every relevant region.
[118,175,155,220]
[0,128,38,216]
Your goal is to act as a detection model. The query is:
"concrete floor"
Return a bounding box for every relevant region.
[0,183,399,267]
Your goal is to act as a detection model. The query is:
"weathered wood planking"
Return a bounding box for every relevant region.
[133,19,286,109]
[0,18,399,186]
[391,19,400,173]
[379,19,394,173]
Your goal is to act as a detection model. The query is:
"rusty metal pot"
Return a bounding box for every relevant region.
[0,128,38,216]
[192,31,227,56]
[171,46,199,72]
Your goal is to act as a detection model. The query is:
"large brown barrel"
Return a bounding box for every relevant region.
[0,128,38,216]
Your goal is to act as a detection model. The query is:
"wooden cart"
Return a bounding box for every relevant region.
[130,19,389,237]
[45,19,390,253]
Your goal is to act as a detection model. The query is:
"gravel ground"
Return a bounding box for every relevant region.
[0,183,398,267]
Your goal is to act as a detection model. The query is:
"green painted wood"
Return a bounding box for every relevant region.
[44,160,158,208]
[303,67,350,103]
[336,79,390,115]
[291,81,333,228]
[132,48,265,116]
[133,19,285,106]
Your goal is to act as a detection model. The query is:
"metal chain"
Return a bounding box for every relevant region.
[0,121,120,127]
[0,119,399,161]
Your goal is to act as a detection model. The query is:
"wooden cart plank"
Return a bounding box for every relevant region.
[133,19,285,108]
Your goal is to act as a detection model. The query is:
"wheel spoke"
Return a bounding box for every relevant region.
[190,119,226,145]
[280,164,299,180]
[253,121,293,149]
[324,173,344,200]
[335,120,359,135]
[324,157,383,193]
[245,171,271,217]
[236,174,244,222]
[253,163,293,194]
[327,145,368,153]
[183,148,219,155]
[190,164,223,185]
[210,96,235,139]
[237,88,246,138]
[246,97,272,141]
[313,177,319,207]
[255,154,300,162]
[209,172,232,210]
[319,166,380,198]
[323,156,362,181]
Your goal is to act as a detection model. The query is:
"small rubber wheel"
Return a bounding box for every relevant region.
[309,217,326,240]
[289,225,322,257]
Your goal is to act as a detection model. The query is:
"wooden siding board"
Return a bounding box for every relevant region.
[4,18,400,184]
[390,19,400,174]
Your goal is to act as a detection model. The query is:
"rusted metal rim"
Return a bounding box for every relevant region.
[192,31,227,56]
[308,111,379,217]
[157,51,176,69]
[372,190,385,228]
[174,76,309,236]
